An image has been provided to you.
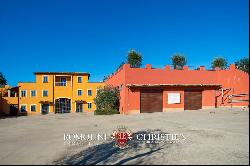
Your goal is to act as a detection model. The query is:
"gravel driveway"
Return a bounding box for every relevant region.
[0,108,249,165]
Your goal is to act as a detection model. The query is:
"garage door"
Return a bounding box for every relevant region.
[140,89,163,113]
[184,90,202,110]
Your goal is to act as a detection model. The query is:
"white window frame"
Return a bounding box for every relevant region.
[30,90,36,97]
[43,75,49,83]
[87,89,92,96]
[30,104,37,112]
[20,104,27,112]
[77,76,82,83]
[77,89,82,96]
[42,90,48,97]
[87,102,92,109]
[20,90,27,97]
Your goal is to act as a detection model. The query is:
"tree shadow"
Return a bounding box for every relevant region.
[54,129,171,165]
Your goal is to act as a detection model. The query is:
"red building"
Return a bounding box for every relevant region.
[105,64,249,114]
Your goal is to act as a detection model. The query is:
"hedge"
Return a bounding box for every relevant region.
[94,109,120,115]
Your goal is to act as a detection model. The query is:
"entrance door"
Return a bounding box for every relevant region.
[41,104,49,114]
[184,89,202,110]
[76,103,83,113]
[55,98,71,113]
[140,89,163,113]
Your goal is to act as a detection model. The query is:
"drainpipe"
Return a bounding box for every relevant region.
[53,75,55,114]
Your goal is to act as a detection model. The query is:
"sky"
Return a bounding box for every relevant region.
[0,0,249,86]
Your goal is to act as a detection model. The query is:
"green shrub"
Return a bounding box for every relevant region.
[94,85,120,115]
[94,86,120,110]
[94,109,120,115]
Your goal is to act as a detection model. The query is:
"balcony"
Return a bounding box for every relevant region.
[54,75,71,87]
[55,82,67,86]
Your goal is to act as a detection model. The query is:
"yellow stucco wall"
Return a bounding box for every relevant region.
[0,85,18,115]
[0,97,18,114]
[15,73,104,115]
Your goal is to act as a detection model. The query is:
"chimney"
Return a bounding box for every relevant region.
[229,64,236,70]
[145,64,151,69]
[183,66,189,70]
[165,65,171,70]
[199,66,205,70]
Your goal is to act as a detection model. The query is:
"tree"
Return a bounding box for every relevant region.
[94,85,120,115]
[127,50,142,68]
[235,57,249,73]
[0,72,7,86]
[211,57,228,69]
[171,53,187,69]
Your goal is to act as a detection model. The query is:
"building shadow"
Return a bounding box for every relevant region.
[54,129,170,165]
[0,98,27,119]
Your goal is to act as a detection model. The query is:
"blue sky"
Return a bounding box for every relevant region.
[0,0,249,86]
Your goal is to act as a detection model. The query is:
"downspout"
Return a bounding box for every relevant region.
[71,75,73,113]
[53,75,55,114]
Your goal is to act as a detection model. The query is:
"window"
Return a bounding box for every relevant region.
[43,90,48,97]
[87,102,92,109]
[77,76,82,83]
[21,90,26,97]
[30,105,36,112]
[60,77,66,86]
[55,77,66,86]
[20,105,26,112]
[31,90,36,97]
[77,89,82,96]
[87,89,92,96]
[43,76,48,83]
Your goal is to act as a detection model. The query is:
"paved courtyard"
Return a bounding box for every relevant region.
[0,108,249,165]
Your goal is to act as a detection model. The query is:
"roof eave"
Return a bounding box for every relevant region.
[126,84,222,87]
[34,72,90,76]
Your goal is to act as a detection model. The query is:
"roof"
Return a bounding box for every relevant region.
[7,86,19,90]
[126,84,221,88]
[39,101,53,104]
[34,72,90,76]
[75,100,86,103]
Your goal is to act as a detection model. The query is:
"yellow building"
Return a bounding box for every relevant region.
[0,85,19,115]
[0,72,104,115]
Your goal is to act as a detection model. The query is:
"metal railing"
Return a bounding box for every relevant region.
[228,93,249,103]
[55,82,67,86]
